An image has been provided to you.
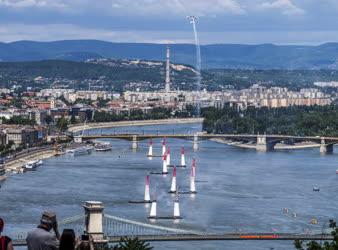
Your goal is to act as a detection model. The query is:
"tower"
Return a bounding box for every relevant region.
[165,46,171,92]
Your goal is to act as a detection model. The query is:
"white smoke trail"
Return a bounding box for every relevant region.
[188,16,202,116]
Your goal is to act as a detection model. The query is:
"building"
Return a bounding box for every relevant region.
[0,132,6,146]
[2,125,39,146]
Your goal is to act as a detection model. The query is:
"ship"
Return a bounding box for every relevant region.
[67,146,93,156]
[94,142,112,152]
[23,160,43,171]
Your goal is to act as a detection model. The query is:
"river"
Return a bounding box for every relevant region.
[1,123,337,250]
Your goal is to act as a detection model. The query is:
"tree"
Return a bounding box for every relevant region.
[44,115,53,125]
[112,237,153,250]
[294,220,338,250]
[70,114,77,124]
[56,116,68,132]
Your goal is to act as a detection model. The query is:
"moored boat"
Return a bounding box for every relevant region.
[94,142,112,152]
[69,146,92,156]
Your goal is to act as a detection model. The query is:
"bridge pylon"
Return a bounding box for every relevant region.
[83,201,105,242]
[256,134,268,152]
[320,137,334,154]
[131,135,138,150]
[193,134,199,151]
[256,134,275,152]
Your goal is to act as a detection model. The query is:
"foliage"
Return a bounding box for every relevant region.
[203,69,338,91]
[294,220,338,250]
[1,115,36,125]
[112,237,153,250]
[56,116,69,132]
[92,107,178,123]
[202,104,338,136]
[0,141,14,156]
[97,98,110,108]
[44,115,53,125]
[0,60,196,92]
[2,60,338,92]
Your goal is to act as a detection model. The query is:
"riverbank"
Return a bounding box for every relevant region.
[68,118,204,133]
[4,148,60,172]
[211,138,321,150]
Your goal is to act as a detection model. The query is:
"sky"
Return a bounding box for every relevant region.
[1,0,338,45]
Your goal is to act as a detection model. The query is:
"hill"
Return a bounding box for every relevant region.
[0,59,197,91]
[1,40,338,69]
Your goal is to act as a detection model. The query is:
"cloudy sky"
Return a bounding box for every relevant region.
[0,0,338,44]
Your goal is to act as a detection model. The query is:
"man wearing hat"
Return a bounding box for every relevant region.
[26,211,60,250]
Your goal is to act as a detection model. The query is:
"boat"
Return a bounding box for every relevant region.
[24,162,37,171]
[94,142,112,152]
[313,186,320,192]
[69,146,92,156]
[336,169,338,174]
[35,160,43,166]
[23,159,43,171]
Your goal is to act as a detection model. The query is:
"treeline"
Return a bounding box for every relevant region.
[1,116,36,125]
[202,105,338,136]
[2,60,338,92]
[0,60,196,91]
[92,107,195,123]
[202,69,338,91]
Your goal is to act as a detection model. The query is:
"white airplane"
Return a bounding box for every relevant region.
[187,15,197,24]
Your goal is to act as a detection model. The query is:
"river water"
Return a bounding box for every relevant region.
[1,123,337,250]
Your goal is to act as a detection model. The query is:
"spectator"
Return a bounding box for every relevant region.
[26,211,60,250]
[59,229,77,250]
[77,235,93,250]
[0,218,13,250]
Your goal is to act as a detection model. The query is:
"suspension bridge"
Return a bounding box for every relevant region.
[11,201,334,246]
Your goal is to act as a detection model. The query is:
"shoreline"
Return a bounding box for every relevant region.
[4,148,60,172]
[210,138,321,150]
[68,118,204,133]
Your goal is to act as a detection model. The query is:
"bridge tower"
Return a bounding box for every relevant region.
[193,134,199,151]
[83,201,104,241]
[256,134,275,152]
[131,135,138,150]
[256,134,267,152]
[320,137,334,154]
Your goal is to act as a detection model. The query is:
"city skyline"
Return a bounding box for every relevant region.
[1,0,338,44]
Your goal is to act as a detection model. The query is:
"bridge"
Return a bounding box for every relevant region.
[73,131,338,153]
[11,201,335,246]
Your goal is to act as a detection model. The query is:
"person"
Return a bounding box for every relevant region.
[59,229,76,250]
[26,211,60,250]
[77,235,93,250]
[0,218,13,250]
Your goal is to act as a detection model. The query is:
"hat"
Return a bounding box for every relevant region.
[40,211,56,225]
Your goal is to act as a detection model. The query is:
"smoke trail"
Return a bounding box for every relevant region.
[188,16,202,116]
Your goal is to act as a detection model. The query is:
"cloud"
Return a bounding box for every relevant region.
[0,23,192,43]
[0,0,66,8]
[110,0,246,17]
[259,0,305,15]
[1,23,338,45]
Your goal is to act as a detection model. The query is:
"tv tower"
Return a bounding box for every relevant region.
[165,45,171,92]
